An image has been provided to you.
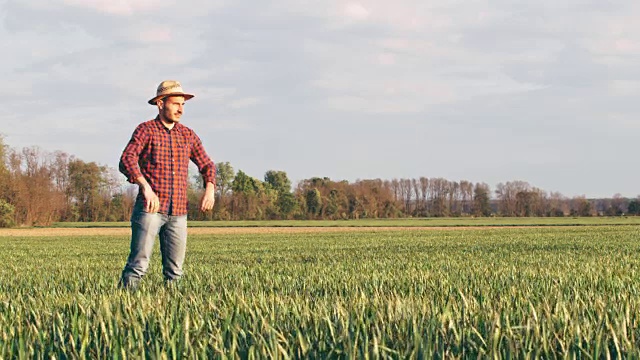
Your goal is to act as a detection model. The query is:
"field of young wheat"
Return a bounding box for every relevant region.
[0,225,638,358]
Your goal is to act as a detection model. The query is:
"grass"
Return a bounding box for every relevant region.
[49,216,640,228]
[0,226,639,357]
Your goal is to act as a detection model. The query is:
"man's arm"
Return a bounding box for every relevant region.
[120,124,160,213]
[189,133,216,186]
[119,124,149,184]
[189,132,216,212]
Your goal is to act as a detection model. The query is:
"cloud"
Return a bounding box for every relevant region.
[62,0,175,16]
[609,80,640,96]
[137,27,172,43]
[344,3,370,21]
[229,97,264,109]
[3,0,640,197]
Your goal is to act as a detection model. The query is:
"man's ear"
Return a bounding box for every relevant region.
[156,99,164,110]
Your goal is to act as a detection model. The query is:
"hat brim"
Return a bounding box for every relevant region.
[148,93,195,105]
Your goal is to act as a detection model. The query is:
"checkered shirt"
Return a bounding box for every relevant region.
[119,117,215,216]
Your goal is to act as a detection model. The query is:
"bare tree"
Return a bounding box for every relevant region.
[495,181,531,216]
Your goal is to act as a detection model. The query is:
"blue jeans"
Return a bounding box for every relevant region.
[120,201,188,288]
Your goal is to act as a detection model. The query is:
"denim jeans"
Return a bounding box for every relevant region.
[120,201,187,288]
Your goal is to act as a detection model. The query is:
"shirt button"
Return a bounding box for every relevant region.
[173,172,175,175]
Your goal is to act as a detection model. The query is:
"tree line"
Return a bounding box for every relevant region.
[0,140,637,227]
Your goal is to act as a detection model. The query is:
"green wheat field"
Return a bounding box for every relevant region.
[1,225,639,358]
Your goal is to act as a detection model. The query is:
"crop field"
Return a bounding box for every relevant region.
[0,225,639,358]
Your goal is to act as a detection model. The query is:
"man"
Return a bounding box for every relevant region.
[118,80,216,289]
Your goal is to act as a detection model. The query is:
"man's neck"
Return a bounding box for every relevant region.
[158,116,176,130]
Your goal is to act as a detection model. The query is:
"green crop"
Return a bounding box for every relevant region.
[0,226,639,358]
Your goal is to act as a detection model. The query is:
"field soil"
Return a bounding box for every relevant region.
[0,226,520,237]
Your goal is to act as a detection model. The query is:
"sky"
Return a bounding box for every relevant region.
[1,0,639,198]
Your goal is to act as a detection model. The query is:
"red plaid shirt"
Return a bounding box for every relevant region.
[119,117,215,216]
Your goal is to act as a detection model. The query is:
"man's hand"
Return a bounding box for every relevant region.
[199,182,216,212]
[136,177,160,213]
[143,186,160,213]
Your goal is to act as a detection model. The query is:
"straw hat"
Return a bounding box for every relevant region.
[148,80,195,105]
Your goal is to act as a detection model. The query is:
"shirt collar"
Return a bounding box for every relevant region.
[154,116,182,133]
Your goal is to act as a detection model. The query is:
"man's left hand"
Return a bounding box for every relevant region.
[199,183,216,212]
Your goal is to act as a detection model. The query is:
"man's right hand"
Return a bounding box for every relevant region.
[142,186,160,213]
[136,178,160,213]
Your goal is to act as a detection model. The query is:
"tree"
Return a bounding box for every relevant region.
[230,170,273,220]
[516,190,539,217]
[264,170,297,219]
[459,180,474,216]
[473,183,492,217]
[306,188,322,218]
[216,162,235,197]
[0,136,12,220]
[628,198,640,215]
[495,181,530,216]
[276,192,298,219]
[429,178,450,217]
[546,191,567,217]
[67,159,109,221]
[0,199,14,227]
[264,170,291,194]
[209,161,235,219]
[570,196,593,217]
[8,147,65,225]
[608,193,627,216]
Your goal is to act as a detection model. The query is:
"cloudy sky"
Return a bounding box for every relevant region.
[2,0,639,198]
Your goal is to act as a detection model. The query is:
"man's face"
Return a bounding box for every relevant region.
[159,96,185,123]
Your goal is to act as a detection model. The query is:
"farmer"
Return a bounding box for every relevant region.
[118,80,216,289]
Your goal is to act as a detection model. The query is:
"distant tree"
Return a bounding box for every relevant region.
[546,191,567,217]
[429,178,450,217]
[570,196,593,217]
[232,170,258,194]
[495,181,530,216]
[609,193,628,216]
[324,188,345,219]
[276,192,298,219]
[473,183,492,217]
[399,179,413,215]
[628,198,640,215]
[208,161,235,219]
[306,188,322,218]
[459,180,474,216]
[264,170,292,194]
[5,147,66,225]
[516,189,545,217]
[0,199,14,227]
[67,159,109,221]
[412,179,422,216]
[264,170,297,219]
[216,162,235,196]
[0,135,9,191]
[229,170,274,220]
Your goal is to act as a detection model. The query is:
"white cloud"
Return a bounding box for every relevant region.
[137,27,172,43]
[344,3,370,21]
[229,97,264,109]
[195,118,253,131]
[62,0,175,16]
[4,0,640,197]
[609,80,640,96]
[377,52,396,66]
[191,87,238,105]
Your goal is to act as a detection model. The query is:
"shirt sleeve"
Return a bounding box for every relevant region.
[119,124,149,184]
[189,132,216,187]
